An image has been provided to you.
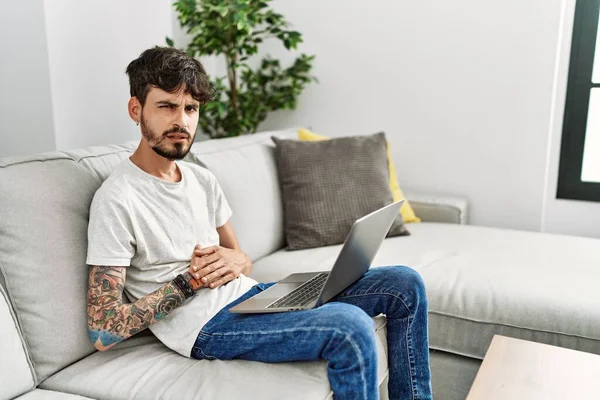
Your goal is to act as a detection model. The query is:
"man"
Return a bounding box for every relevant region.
[86,46,432,400]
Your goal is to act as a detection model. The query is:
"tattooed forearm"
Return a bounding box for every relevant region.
[87,266,187,351]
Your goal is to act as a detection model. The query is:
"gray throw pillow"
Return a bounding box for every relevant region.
[272,132,409,250]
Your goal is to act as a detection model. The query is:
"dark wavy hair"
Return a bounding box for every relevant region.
[125,46,214,106]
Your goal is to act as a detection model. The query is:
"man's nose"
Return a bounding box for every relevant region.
[172,110,188,132]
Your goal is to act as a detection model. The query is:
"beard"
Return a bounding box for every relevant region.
[140,114,193,161]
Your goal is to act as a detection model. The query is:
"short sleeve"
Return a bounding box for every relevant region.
[211,174,233,228]
[86,190,136,267]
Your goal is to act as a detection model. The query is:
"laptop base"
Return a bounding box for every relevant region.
[230,272,324,313]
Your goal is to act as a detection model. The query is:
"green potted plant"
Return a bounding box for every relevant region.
[167,0,316,139]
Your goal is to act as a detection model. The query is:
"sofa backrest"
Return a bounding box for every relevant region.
[0,283,35,400]
[187,128,297,261]
[61,141,138,182]
[0,129,296,383]
[0,151,101,383]
[0,144,141,383]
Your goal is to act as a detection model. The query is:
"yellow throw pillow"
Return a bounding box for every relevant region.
[297,128,421,223]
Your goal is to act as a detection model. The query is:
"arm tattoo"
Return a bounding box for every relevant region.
[87,266,186,351]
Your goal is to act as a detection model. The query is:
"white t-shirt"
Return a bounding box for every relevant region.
[86,157,258,357]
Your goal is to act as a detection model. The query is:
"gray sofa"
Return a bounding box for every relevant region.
[1,128,599,400]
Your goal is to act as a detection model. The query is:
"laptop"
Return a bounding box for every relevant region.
[230,199,405,313]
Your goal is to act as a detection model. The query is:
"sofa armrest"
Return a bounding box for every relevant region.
[406,193,469,225]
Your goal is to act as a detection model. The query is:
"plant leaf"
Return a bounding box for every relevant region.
[170,0,316,138]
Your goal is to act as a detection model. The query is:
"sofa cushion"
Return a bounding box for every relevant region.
[0,152,101,382]
[62,140,200,184]
[272,133,408,250]
[0,283,35,400]
[414,224,600,360]
[249,225,455,284]
[15,390,94,400]
[40,318,388,400]
[187,129,297,261]
[0,142,161,382]
[298,128,421,223]
[251,223,600,360]
[60,141,137,183]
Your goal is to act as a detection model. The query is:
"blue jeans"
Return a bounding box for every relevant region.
[191,266,432,400]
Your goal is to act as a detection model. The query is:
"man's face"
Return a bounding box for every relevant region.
[139,86,200,161]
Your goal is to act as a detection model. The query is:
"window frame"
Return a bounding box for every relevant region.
[557,0,600,202]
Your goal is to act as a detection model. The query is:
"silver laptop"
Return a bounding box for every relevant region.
[230,200,405,313]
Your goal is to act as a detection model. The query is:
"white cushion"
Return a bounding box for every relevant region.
[251,223,600,359]
[0,142,197,383]
[0,153,101,382]
[0,284,35,400]
[15,389,93,400]
[40,322,388,400]
[61,142,136,183]
[187,129,297,261]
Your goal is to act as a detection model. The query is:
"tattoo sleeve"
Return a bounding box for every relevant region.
[87,266,188,351]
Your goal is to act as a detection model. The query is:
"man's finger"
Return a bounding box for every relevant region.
[208,273,236,289]
[198,261,225,281]
[203,265,231,284]
[193,253,220,272]
[188,264,207,280]
[194,246,219,257]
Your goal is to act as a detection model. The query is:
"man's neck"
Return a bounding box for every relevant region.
[129,141,181,183]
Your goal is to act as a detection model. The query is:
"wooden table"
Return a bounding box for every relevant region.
[466,335,600,399]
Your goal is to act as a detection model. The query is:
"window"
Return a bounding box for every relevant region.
[557,0,600,201]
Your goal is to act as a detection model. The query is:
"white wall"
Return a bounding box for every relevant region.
[254,0,586,234]
[0,0,56,158]
[43,0,173,150]
[541,0,600,238]
[3,0,597,238]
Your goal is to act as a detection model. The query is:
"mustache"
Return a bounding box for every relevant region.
[163,127,191,137]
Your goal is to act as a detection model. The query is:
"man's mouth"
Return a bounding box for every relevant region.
[166,133,188,140]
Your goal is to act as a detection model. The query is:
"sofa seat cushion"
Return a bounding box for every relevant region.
[252,223,600,360]
[40,319,388,400]
[16,390,94,400]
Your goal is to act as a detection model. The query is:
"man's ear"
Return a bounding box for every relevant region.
[128,97,142,124]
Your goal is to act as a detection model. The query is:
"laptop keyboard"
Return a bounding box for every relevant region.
[267,273,329,309]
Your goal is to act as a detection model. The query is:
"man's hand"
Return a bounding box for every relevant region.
[188,245,251,289]
[186,246,208,291]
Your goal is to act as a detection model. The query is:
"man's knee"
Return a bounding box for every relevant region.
[401,266,427,298]
[377,266,428,309]
[324,303,377,349]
